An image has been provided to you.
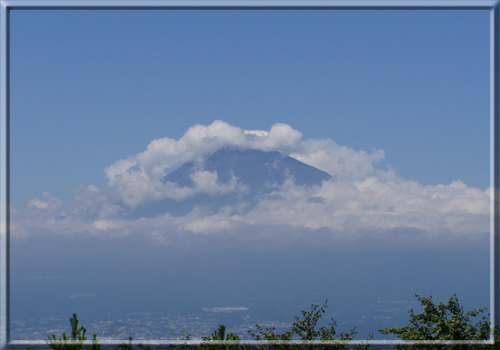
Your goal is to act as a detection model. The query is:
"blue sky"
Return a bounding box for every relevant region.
[7,7,492,340]
[10,9,490,206]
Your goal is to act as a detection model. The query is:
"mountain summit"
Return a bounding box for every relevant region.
[163,148,331,194]
[129,148,331,218]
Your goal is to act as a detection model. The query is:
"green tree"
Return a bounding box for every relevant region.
[47,314,154,350]
[248,300,370,350]
[176,329,193,350]
[47,313,100,350]
[46,294,498,350]
[199,324,241,350]
[379,294,492,350]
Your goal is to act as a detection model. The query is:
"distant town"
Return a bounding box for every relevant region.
[10,312,291,341]
[10,298,414,342]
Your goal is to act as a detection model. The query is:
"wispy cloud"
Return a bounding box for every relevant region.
[203,306,249,313]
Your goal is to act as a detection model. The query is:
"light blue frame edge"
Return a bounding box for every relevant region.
[0,0,498,348]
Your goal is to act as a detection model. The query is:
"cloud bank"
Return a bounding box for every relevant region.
[12,120,490,244]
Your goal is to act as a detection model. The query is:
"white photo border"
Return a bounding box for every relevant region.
[0,1,498,348]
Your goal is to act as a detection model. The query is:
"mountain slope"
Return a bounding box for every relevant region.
[127,148,331,218]
[163,148,331,193]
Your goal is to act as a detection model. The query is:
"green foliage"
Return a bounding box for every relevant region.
[199,324,241,350]
[203,324,240,342]
[45,294,495,350]
[116,336,134,350]
[47,314,154,350]
[248,300,370,350]
[177,300,365,349]
[175,329,193,350]
[379,294,492,350]
[247,323,293,343]
[47,313,100,350]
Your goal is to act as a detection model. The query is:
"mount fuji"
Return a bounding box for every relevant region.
[163,148,331,193]
[130,148,331,218]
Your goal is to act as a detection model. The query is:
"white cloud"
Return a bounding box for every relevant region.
[27,198,49,209]
[290,139,385,180]
[188,177,487,237]
[244,129,268,137]
[182,209,236,234]
[103,120,382,209]
[203,306,249,313]
[92,219,124,231]
[12,120,490,243]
